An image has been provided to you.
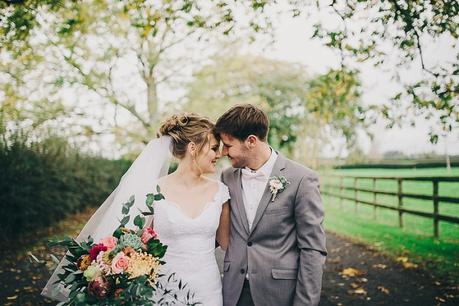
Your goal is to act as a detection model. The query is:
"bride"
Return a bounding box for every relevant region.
[153,114,230,305]
[42,113,230,305]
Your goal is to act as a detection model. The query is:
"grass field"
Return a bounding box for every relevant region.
[319,167,459,282]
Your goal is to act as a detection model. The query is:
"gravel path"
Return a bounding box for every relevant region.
[1,227,457,305]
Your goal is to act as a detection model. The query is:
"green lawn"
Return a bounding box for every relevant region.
[319,167,459,282]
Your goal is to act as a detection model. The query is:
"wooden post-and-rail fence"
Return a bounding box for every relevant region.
[321,175,459,238]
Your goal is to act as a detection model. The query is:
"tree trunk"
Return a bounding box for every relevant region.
[146,77,158,124]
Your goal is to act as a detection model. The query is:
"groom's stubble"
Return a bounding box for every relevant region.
[220,133,252,169]
[230,145,251,169]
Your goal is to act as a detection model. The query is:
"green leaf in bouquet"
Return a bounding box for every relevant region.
[65,273,76,284]
[120,215,130,226]
[56,273,67,283]
[122,204,130,215]
[113,226,124,238]
[128,195,135,205]
[146,193,155,206]
[154,193,165,201]
[80,240,93,252]
[75,292,86,303]
[65,254,77,262]
[134,214,145,229]
[156,185,161,193]
[147,239,168,259]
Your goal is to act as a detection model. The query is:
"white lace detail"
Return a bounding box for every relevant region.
[152,181,230,306]
[218,182,230,206]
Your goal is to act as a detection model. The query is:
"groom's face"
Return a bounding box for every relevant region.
[220,133,250,168]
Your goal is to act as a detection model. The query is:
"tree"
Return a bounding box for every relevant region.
[308,0,458,143]
[2,0,457,145]
[0,0,263,150]
[185,54,369,164]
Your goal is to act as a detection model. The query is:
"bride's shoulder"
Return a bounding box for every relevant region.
[203,177,227,190]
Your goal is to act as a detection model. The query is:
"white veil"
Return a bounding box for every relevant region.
[41,136,172,301]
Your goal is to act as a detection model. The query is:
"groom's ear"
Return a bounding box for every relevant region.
[246,135,258,148]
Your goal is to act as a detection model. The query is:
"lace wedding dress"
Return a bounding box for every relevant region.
[153,180,230,306]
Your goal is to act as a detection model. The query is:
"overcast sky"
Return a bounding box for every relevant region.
[43,3,458,158]
[252,8,459,157]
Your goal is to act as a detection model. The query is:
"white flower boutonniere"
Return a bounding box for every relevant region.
[268,176,290,202]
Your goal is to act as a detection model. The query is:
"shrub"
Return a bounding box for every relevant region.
[0,133,131,240]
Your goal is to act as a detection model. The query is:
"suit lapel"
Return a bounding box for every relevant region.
[233,169,250,234]
[249,154,287,236]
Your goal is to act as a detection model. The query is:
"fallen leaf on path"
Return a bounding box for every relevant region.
[377,285,390,294]
[396,256,418,269]
[372,263,387,269]
[350,282,360,289]
[348,287,367,296]
[358,277,368,283]
[340,267,364,277]
[354,288,367,295]
[402,262,418,269]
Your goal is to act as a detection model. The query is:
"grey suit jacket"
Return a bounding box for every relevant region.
[221,154,327,306]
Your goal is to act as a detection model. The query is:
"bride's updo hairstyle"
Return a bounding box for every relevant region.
[158,113,216,159]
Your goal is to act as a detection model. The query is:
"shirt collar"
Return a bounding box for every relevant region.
[245,148,278,178]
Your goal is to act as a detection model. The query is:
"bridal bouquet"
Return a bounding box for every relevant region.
[51,187,199,305]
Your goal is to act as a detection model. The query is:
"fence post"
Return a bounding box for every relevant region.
[433,180,439,238]
[373,178,377,220]
[354,177,358,213]
[398,179,403,228]
[339,176,343,209]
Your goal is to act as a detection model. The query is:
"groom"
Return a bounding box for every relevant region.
[215,104,327,306]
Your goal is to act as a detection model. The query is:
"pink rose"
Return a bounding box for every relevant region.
[100,236,118,251]
[141,227,157,244]
[111,252,129,274]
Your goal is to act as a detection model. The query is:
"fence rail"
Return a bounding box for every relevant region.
[321,175,459,238]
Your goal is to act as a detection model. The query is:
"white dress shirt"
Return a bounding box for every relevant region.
[241,149,278,231]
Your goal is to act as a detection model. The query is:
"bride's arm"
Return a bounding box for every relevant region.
[216,201,230,251]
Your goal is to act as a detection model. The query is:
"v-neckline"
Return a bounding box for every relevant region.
[158,182,221,221]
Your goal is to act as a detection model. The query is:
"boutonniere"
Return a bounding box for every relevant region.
[268,176,290,202]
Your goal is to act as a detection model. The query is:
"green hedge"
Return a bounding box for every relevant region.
[0,134,131,240]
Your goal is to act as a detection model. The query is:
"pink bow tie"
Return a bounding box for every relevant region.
[241,168,266,181]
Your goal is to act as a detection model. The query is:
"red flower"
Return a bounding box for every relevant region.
[114,288,124,298]
[88,276,111,299]
[89,243,107,261]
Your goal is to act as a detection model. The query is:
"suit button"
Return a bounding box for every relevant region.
[247,241,253,246]
[240,269,245,274]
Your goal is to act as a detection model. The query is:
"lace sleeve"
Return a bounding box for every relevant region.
[219,182,230,205]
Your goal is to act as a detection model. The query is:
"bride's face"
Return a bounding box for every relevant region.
[194,134,221,174]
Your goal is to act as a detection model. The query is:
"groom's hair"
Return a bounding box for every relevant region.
[214,104,269,142]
